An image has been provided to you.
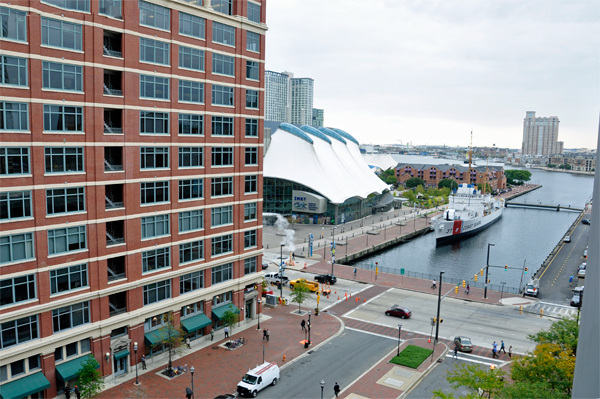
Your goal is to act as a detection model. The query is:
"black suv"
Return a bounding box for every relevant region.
[314,274,337,284]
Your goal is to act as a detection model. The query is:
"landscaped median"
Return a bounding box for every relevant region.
[390,344,434,369]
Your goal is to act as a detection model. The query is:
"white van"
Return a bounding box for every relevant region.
[524,279,540,297]
[237,362,280,397]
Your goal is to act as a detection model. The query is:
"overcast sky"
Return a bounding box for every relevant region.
[264,0,599,149]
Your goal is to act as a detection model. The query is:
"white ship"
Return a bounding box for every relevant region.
[432,183,504,245]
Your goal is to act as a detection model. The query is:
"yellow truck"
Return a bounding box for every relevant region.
[288,278,319,293]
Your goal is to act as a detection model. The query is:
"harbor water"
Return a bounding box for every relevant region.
[352,159,594,288]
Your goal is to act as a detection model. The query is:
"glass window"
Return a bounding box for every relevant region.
[0,56,27,86]
[43,105,84,132]
[179,12,204,39]
[0,102,28,131]
[244,202,257,221]
[0,233,34,264]
[142,247,170,272]
[28,355,40,370]
[140,147,169,169]
[211,262,232,284]
[212,116,233,136]
[141,181,169,204]
[212,53,234,76]
[52,302,90,332]
[212,22,235,46]
[46,187,85,215]
[179,80,204,103]
[245,175,257,193]
[179,210,203,233]
[246,89,258,109]
[0,315,38,349]
[211,84,234,106]
[211,176,233,197]
[41,17,82,50]
[179,46,204,71]
[41,0,89,12]
[0,7,27,41]
[179,179,203,200]
[212,0,232,15]
[180,271,203,294]
[245,147,258,165]
[244,230,256,248]
[246,31,260,52]
[181,300,203,318]
[140,111,169,134]
[99,0,122,18]
[0,191,31,221]
[248,2,260,23]
[211,147,233,166]
[178,114,203,135]
[50,264,88,294]
[42,61,83,92]
[246,60,259,80]
[212,291,231,306]
[139,0,170,30]
[0,274,35,307]
[140,75,169,100]
[143,280,171,305]
[141,214,170,239]
[140,38,170,65]
[0,147,29,175]
[179,147,203,168]
[211,235,232,257]
[45,147,84,173]
[47,226,87,255]
[245,118,258,137]
[66,342,78,357]
[10,360,24,377]
[211,205,232,227]
[179,241,203,265]
[244,257,257,274]
[80,338,90,352]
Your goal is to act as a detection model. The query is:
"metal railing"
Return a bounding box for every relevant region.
[104,120,123,133]
[103,45,122,58]
[105,194,124,210]
[103,83,123,96]
[104,156,123,171]
[106,228,125,246]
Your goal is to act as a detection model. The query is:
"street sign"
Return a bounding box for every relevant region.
[400,268,405,275]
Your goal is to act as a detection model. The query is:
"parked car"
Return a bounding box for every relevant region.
[262,261,269,270]
[563,236,571,243]
[261,288,273,297]
[582,219,591,225]
[583,249,588,259]
[453,336,473,352]
[384,306,411,319]
[578,268,585,278]
[570,286,584,307]
[579,262,587,270]
[314,274,337,285]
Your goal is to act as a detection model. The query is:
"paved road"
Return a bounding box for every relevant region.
[260,328,396,399]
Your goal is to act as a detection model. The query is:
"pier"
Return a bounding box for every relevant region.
[505,202,583,212]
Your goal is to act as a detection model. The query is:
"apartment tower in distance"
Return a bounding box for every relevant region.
[0,0,266,397]
[264,70,292,123]
[290,77,314,125]
[312,108,324,127]
[522,111,563,156]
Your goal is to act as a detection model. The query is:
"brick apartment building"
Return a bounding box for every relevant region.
[548,154,596,172]
[395,164,507,192]
[0,0,265,397]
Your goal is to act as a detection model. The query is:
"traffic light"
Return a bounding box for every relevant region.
[462,280,466,287]
[524,267,528,274]
[433,317,437,322]
[488,279,491,283]
[455,286,459,293]
[505,265,508,271]
[440,319,443,323]
[480,269,484,276]
[474,275,478,282]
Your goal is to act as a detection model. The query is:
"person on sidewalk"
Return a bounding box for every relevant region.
[210,328,215,341]
[64,384,71,399]
[224,326,229,338]
[492,347,499,358]
[492,341,498,352]
[500,340,506,354]
[141,355,147,370]
[301,319,306,331]
[74,386,80,399]
[186,337,191,349]
[465,283,470,294]
[453,346,459,358]
[263,329,267,341]
[432,279,437,289]
[354,268,357,277]
[266,329,270,342]
[508,346,513,358]
[334,382,340,397]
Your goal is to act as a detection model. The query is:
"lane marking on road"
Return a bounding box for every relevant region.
[538,301,575,309]
[445,353,504,366]
[341,287,394,318]
[321,284,374,311]
[345,326,398,341]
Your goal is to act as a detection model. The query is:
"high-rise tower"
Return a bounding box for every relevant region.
[522,111,562,155]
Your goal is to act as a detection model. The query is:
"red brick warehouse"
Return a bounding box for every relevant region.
[0,0,266,397]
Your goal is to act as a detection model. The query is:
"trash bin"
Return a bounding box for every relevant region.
[283,297,290,305]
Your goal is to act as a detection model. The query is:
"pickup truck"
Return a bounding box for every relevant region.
[264,272,289,286]
[288,278,319,292]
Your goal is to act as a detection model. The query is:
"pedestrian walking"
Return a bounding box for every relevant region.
[492,341,498,351]
[492,347,499,358]
[74,386,80,399]
[508,346,512,358]
[141,355,147,370]
[354,268,357,277]
[465,283,470,294]
[185,387,193,399]
[333,382,340,397]
[224,326,229,338]
[64,384,71,399]
[266,329,270,342]
[500,340,506,354]
[186,337,191,349]
[263,329,267,341]
[210,328,215,341]
[301,319,306,331]
[453,346,459,358]
[432,279,437,289]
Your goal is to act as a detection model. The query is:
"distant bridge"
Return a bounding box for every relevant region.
[505,202,583,212]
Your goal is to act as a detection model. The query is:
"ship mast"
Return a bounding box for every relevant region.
[468,131,473,184]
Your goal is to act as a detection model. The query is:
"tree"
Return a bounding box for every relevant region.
[405,177,425,188]
[527,316,578,355]
[222,309,240,345]
[289,280,311,315]
[378,169,398,185]
[433,363,506,399]
[77,355,103,399]
[477,183,492,193]
[558,164,572,170]
[153,312,185,374]
[505,170,532,185]
[438,179,458,190]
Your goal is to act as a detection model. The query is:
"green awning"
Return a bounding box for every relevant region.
[114,349,129,360]
[212,303,240,320]
[0,372,50,399]
[181,313,212,333]
[145,329,180,346]
[56,355,99,382]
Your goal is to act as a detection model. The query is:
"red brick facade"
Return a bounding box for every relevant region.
[0,1,265,396]
[395,164,507,191]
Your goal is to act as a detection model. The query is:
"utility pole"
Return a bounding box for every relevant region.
[434,271,445,343]
[484,243,495,299]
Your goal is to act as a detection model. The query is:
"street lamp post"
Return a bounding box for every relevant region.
[256,297,262,330]
[307,310,312,346]
[397,324,403,356]
[280,244,284,300]
[320,380,325,399]
[484,243,495,299]
[190,366,195,399]
[133,342,139,385]
[331,227,336,275]
[434,271,445,343]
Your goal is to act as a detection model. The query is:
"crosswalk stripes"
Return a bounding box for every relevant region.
[524,302,577,318]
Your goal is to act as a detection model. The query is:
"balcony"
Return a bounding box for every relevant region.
[106,220,124,246]
[103,70,122,96]
[109,292,127,317]
[107,256,126,282]
[105,184,124,210]
[104,108,123,133]
[103,30,122,58]
[104,147,123,171]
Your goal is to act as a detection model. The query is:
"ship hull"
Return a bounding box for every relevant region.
[434,207,503,246]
